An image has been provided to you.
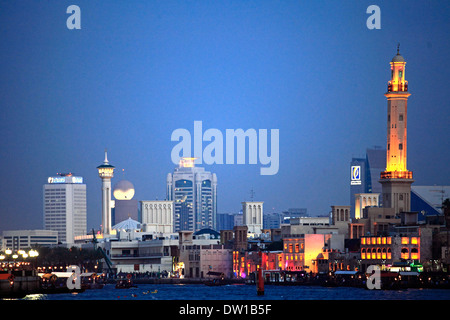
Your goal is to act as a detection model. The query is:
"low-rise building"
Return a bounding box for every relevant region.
[178,229,232,278]
[1,230,58,251]
[360,235,420,271]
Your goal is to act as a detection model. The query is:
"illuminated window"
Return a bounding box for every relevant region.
[411,248,419,260]
[289,244,293,253]
[401,248,409,259]
[377,248,381,259]
[411,237,418,245]
[387,237,392,245]
[382,248,386,259]
[377,238,381,245]
[382,237,387,245]
[401,237,409,245]
[295,244,299,252]
[361,238,366,245]
[372,237,376,244]
[387,248,392,259]
[361,249,366,259]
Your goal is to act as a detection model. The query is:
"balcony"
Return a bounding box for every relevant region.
[380,171,413,179]
[387,81,408,92]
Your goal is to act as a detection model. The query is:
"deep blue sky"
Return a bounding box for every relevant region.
[0,1,449,232]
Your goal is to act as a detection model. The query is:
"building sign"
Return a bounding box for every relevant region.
[48,176,83,184]
[351,166,361,185]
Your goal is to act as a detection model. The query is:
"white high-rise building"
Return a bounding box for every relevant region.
[167,158,217,232]
[43,173,86,244]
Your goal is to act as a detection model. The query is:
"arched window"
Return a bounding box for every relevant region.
[382,248,387,259]
[401,248,409,260]
[361,248,366,259]
[411,248,419,260]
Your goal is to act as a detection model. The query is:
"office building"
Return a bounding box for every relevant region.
[43,173,86,244]
[2,230,58,250]
[350,147,385,218]
[167,157,217,232]
[216,213,235,232]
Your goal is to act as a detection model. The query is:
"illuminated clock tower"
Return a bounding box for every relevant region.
[379,45,414,214]
[97,149,115,235]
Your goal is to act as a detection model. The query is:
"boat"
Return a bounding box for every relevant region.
[115,279,137,289]
[204,278,226,286]
[204,271,226,286]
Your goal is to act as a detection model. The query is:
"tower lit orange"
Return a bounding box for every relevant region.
[379,46,414,215]
[381,45,413,180]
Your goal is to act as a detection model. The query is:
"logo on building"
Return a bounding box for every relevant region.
[351,166,361,185]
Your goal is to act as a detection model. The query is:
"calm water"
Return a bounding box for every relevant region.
[22,283,450,301]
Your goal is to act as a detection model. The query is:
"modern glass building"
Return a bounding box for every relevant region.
[167,158,217,232]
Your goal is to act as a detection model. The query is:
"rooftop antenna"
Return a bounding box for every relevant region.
[397,43,400,54]
[250,188,255,201]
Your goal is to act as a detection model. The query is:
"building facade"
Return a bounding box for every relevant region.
[167,158,217,232]
[43,173,86,244]
[141,200,174,234]
[350,147,385,218]
[2,230,58,251]
[242,201,263,235]
[360,235,420,271]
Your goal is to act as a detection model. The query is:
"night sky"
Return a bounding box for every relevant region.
[0,1,449,233]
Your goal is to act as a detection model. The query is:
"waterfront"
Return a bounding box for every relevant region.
[20,283,450,301]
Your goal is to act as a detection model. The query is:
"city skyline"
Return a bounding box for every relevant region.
[0,1,449,233]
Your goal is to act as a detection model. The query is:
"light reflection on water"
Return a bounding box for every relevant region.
[18,284,450,301]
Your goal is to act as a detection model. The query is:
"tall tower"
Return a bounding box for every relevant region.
[97,150,115,235]
[380,45,414,214]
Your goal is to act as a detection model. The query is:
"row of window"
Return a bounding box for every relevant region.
[361,247,419,260]
[361,237,419,245]
[284,243,304,253]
